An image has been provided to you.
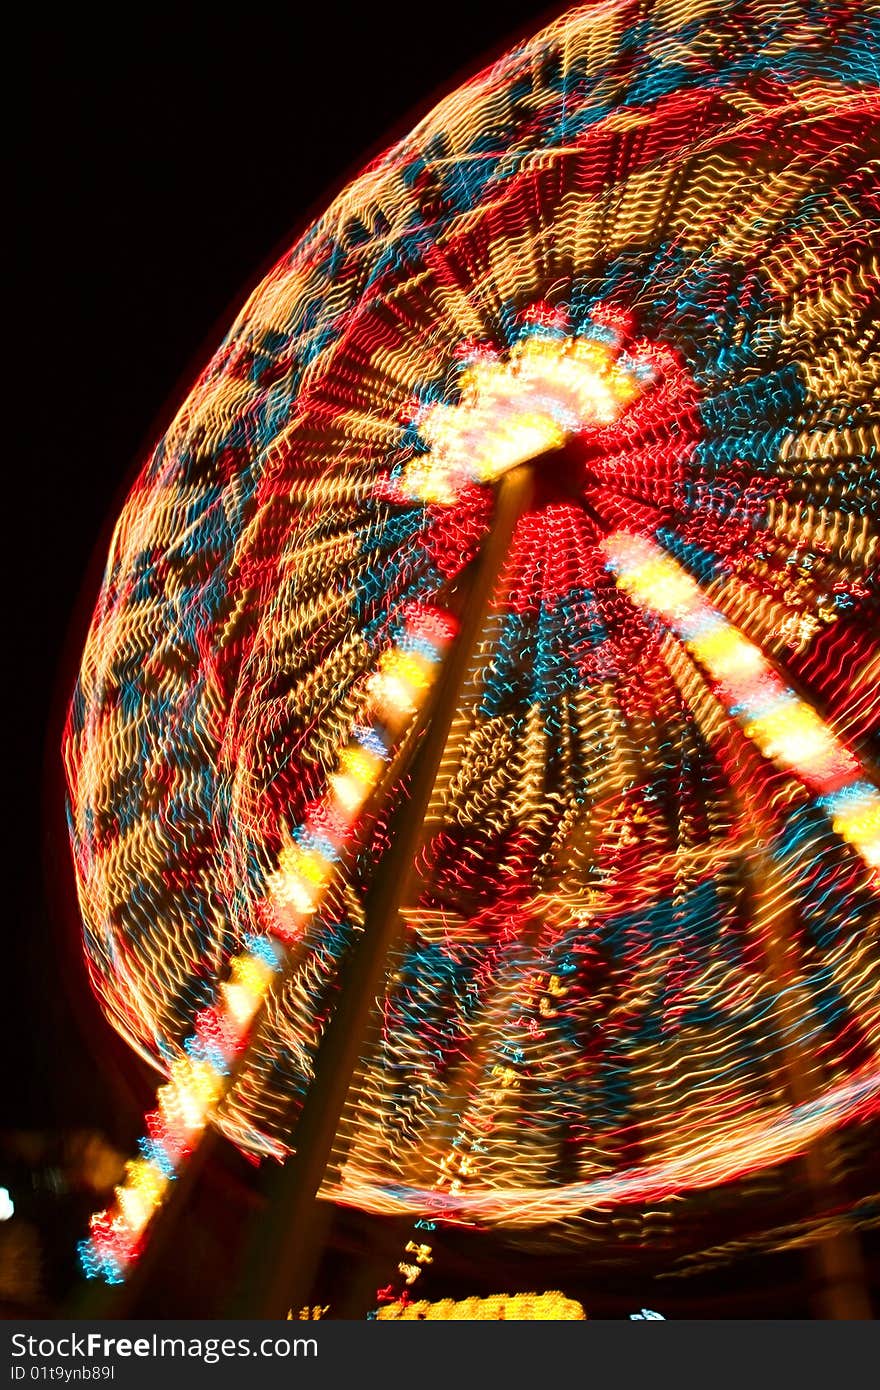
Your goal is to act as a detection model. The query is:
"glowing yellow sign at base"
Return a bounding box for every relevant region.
[378,1291,585,1319]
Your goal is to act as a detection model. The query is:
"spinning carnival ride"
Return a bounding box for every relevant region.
[63,0,880,1313]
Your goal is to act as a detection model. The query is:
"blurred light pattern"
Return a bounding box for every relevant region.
[76,609,454,1282]
[603,531,880,871]
[393,313,655,503]
[377,1291,586,1319]
[65,0,879,1286]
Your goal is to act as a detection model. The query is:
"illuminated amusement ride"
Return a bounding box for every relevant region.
[63,0,879,1318]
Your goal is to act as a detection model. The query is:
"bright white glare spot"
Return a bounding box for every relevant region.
[0,1187,14,1221]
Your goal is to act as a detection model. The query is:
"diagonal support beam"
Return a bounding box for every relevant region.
[229,463,536,1316]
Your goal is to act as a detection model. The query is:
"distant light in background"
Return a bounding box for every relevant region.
[0,1187,14,1221]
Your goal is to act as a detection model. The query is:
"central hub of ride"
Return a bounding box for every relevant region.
[393,306,660,506]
